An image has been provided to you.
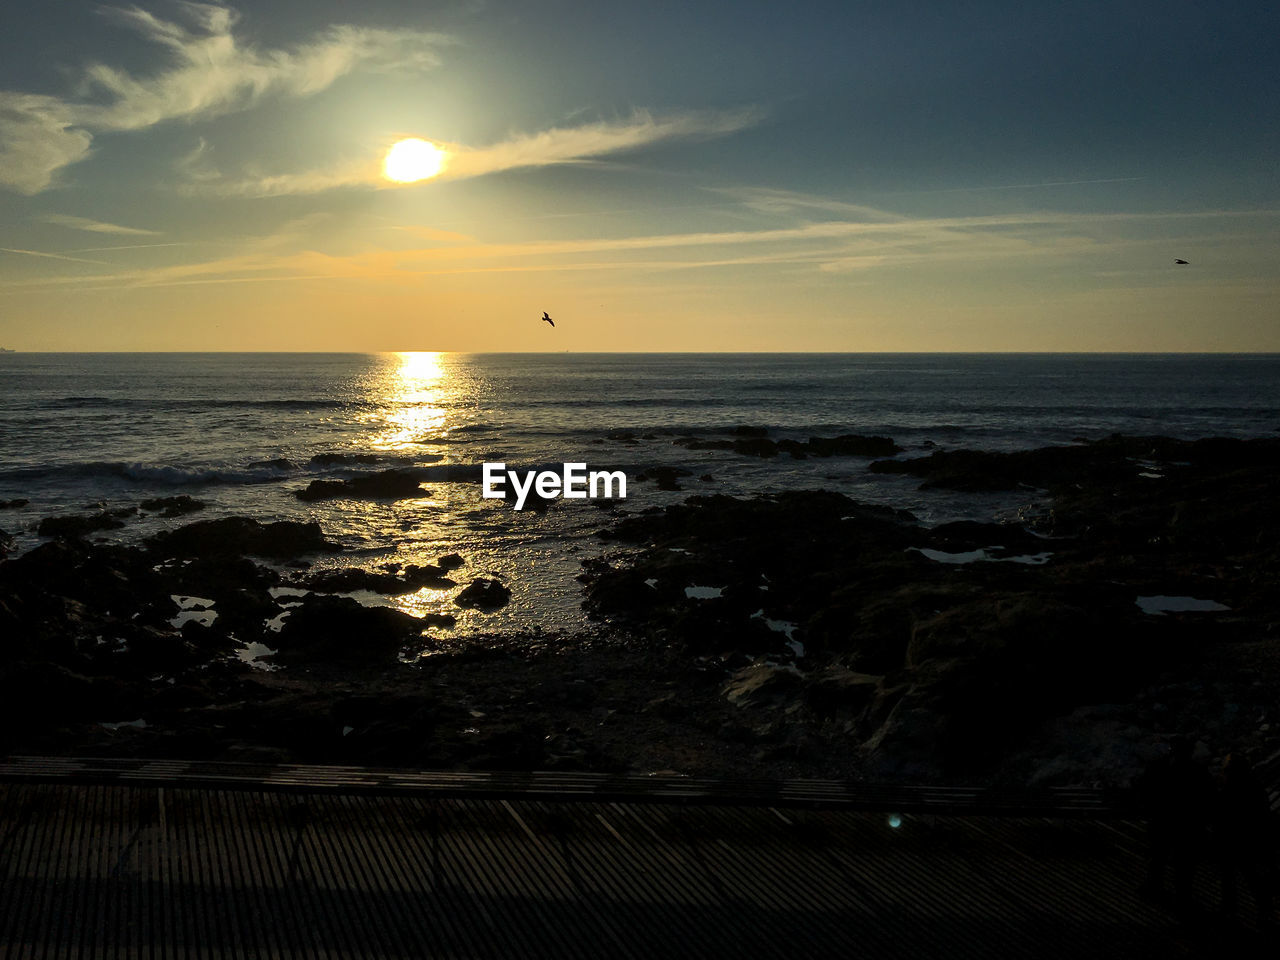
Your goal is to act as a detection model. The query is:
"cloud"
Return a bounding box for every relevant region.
[0,95,94,194]
[194,107,764,196]
[0,3,452,194]
[441,108,763,180]
[13,198,1275,293]
[42,214,161,236]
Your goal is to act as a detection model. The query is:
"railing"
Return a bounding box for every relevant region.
[0,755,1134,817]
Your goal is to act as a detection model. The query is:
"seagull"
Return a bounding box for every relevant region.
[1174,259,1189,265]
[542,312,555,327]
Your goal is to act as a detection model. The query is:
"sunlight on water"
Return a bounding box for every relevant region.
[380,585,457,618]
[364,352,451,450]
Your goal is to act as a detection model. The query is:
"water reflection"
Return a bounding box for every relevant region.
[365,351,451,450]
[312,353,590,636]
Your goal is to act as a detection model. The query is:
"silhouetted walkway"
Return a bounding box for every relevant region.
[0,757,1271,958]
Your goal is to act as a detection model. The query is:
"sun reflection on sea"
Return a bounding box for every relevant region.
[365,352,450,450]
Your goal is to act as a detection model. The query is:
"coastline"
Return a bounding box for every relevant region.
[3,433,1277,796]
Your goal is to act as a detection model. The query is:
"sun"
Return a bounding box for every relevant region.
[383,138,446,183]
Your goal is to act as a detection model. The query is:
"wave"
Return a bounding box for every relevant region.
[36,397,362,412]
[447,423,498,434]
[0,451,466,490]
[0,460,303,487]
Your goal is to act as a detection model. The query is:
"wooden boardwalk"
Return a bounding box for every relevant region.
[0,759,1270,958]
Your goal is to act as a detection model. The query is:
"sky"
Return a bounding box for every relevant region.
[1,0,1277,352]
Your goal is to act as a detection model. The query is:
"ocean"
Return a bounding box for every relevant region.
[2,352,1277,633]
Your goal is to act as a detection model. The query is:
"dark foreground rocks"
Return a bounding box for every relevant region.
[2,435,1279,791]
[581,436,1280,785]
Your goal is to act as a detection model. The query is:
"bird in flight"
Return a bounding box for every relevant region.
[1174,259,1189,265]
[542,311,555,327]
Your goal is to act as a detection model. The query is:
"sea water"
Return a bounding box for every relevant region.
[1,352,1277,632]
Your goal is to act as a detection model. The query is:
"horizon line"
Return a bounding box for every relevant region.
[3,349,1280,357]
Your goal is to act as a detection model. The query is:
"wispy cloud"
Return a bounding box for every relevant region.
[0,3,451,194]
[441,109,763,180]
[42,214,161,236]
[8,199,1276,293]
[0,95,94,195]
[193,107,765,196]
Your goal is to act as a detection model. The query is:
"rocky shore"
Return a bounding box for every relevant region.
[2,435,1278,796]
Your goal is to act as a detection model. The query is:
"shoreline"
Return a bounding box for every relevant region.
[2,434,1278,796]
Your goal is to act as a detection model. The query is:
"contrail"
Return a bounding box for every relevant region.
[883,177,1145,197]
[69,242,197,253]
[0,247,110,265]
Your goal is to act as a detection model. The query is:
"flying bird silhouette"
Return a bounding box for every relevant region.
[1174,259,1189,265]
[542,312,555,327]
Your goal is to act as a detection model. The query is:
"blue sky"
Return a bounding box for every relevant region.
[1,0,1277,350]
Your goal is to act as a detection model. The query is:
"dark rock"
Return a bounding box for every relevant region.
[437,553,465,571]
[0,499,28,509]
[675,432,901,460]
[673,437,735,451]
[126,625,204,671]
[305,568,408,593]
[296,469,427,502]
[403,564,455,589]
[149,517,336,558]
[458,722,549,771]
[304,564,454,594]
[455,578,512,611]
[803,667,883,722]
[272,595,426,662]
[248,458,297,470]
[37,512,126,539]
[862,680,950,780]
[894,591,1154,771]
[865,436,1224,492]
[722,662,804,708]
[635,466,691,491]
[0,662,138,727]
[924,520,1046,555]
[328,692,447,761]
[140,495,206,517]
